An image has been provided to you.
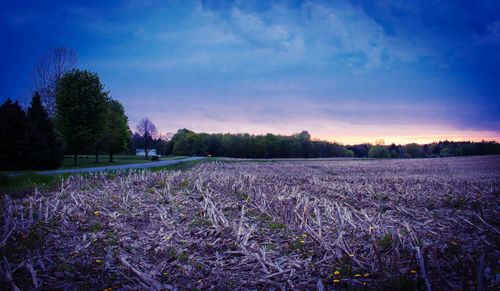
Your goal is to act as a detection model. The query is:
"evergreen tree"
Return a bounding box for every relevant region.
[55,70,109,166]
[0,99,28,170]
[26,92,63,169]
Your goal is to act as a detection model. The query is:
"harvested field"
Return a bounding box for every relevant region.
[1,156,499,290]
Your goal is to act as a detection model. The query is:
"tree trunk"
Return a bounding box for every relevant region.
[145,148,149,160]
[109,152,114,163]
[73,154,78,166]
[95,149,99,163]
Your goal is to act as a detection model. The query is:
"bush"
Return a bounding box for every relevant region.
[150,156,159,161]
[368,146,390,158]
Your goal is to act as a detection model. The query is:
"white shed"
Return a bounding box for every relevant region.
[136,149,157,156]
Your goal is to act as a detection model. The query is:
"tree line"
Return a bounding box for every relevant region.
[349,141,500,158]
[133,128,500,159]
[165,129,354,158]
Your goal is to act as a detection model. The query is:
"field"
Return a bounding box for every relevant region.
[1,156,499,289]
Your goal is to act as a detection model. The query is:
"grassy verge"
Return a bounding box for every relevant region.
[60,155,186,169]
[0,172,69,198]
[0,157,207,197]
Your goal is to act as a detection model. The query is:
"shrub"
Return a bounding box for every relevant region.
[368,146,390,158]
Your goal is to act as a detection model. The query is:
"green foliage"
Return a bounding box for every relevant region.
[377,233,393,249]
[269,222,287,230]
[169,129,355,158]
[55,70,109,164]
[404,143,424,158]
[351,141,500,158]
[368,146,390,158]
[99,99,131,162]
[0,172,66,197]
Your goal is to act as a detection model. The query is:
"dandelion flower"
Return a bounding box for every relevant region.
[334,270,340,275]
[333,279,340,283]
[94,211,100,216]
[410,270,417,274]
[355,274,361,277]
[95,259,102,263]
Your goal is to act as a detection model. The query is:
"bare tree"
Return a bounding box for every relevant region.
[136,118,158,160]
[31,47,78,116]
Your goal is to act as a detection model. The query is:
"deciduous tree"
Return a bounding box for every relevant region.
[100,99,130,162]
[31,47,77,116]
[135,118,158,160]
[55,70,109,166]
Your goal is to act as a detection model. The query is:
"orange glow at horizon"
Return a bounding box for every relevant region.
[320,134,500,145]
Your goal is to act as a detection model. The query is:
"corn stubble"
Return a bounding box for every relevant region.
[1,156,499,290]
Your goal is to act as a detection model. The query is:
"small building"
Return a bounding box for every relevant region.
[136,149,157,156]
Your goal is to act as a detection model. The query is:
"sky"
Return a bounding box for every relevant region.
[1,0,499,144]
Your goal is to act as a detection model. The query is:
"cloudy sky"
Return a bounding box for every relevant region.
[1,0,499,144]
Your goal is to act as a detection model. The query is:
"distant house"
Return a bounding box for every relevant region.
[136,149,157,156]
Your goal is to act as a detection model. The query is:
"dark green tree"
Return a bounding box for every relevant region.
[100,99,130,162]
[26,92,63,169]
[368,146,390,158]
[172,129,196,156]
[0,99,28,170]
[55,70,109,166]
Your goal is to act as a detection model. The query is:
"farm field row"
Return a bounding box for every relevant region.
[1,155,499,289]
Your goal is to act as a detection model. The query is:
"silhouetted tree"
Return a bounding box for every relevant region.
[135,118,158,160]
[26,92,63,169]
[31,47,77,116]
[0,99,28,170]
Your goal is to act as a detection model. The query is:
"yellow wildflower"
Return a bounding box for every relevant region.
[95,259,102,263]
[364,273,369,277]
[355,274,361,277]
[94,211,100,216]
[410,270,417,274]
[334,270,340,275]
[333,279,340,283]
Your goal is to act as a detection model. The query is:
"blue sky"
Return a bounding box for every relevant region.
[1,0,499,143]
